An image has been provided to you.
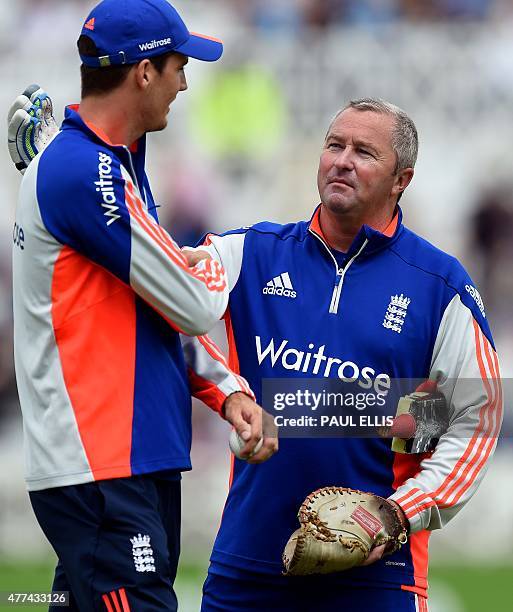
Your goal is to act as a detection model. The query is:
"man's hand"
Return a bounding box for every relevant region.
[282,488,409,576]
[182,248,211,267]
[7,84,59,174]
[223,392,278,464]
[361,499,409,566]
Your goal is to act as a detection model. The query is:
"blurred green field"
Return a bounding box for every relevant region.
[0,560,512,611]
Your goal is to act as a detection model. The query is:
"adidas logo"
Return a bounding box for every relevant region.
[263,272,297,299]
[84,17,95,31]
[465,284,486,318]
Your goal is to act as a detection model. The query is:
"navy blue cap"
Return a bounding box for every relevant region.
[79,0,223,68]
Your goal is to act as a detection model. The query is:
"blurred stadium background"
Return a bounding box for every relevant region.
[1,0,512,610]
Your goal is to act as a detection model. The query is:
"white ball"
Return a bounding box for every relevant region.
[229,429,263,459]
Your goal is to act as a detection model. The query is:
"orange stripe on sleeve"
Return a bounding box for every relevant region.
[405,319,494,516]
[394,487,421,505]
[431,320,493,496]
[404,320,502,523]
[406,500,436,520]
[401,496,427,514]
[125,185,188,268]
[125,183,226,293]
[435,322,498,507]
[124,184,227,334]
[187,367,228,415]
[198,335,252,396]
[438,329,501,508]
[401,491,430,514]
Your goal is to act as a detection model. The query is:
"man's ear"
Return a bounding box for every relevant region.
[133,59,153,90]
[392,168,414,198]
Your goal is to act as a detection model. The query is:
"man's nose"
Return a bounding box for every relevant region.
[333,147,354,170]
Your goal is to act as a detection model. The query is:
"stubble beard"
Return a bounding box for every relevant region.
[322,186,360,217]
[146,115,169,134]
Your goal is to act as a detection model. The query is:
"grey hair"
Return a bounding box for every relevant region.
[328,98,418,173]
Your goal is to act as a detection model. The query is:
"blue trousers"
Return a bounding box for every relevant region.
[30,476,181,611]
[202,571,426,612]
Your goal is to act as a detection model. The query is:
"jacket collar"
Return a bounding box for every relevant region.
[62,105,147,182]
[307,204,403,257]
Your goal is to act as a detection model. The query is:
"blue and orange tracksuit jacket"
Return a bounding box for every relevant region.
[199,206,502,596]
[13,107,251,492]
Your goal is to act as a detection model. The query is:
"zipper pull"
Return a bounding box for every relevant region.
[329,274,343,313]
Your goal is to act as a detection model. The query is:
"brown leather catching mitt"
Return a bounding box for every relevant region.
[282,487,408,576]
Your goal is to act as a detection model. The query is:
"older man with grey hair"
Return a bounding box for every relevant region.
[327,99,419,172]
[9,95,501,611]
[193,97,499,611]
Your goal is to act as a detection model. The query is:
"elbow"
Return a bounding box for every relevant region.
[181,295,227,337]
[184,318,217,337]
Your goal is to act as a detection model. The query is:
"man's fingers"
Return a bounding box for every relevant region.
[361,543,386,566]
[228,411,259,458]
[238,428,251,442]
[230,413,250,439]
[241,409,279,462]
[246,409,278,462]
[224,392,278,462]
[238,432,262,459]
[239,411,263,457]
[225,393,262,458]
[263,409,278,438]
[182,248,212,267]
[247,437,278,464]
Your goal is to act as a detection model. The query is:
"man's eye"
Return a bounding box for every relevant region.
[328,143,342,150]
[358,148,372,156]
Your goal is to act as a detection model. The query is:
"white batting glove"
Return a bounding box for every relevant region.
[7,84,59,174]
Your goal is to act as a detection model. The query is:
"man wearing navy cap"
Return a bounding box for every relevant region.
[8,0,276,610]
